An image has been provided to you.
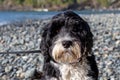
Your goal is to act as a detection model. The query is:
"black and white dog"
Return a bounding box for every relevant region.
[40,11,98,80]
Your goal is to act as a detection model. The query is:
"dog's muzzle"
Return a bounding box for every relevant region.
[52,40,81,64]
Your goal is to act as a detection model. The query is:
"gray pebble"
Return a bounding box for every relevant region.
[5,66,13,73]
[2,59,9,65]
[25,68,35,78]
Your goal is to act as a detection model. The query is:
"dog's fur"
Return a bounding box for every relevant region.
[40,11,98,80]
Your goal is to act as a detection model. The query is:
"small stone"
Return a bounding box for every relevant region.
[25,68,36,78]
[22,31,27,35]
[16,68,22,74]
[2,75,7,80]
[16,69,24,78]
[20,73,25,78]
[116,36,120,40]
[107,69,113,76]
[5,66,13,73]
[115,40,120,46]
[0,66,4,75]
[21,45,27,50]
[10,70,16,77]
[25,37,30,42]
[110,76,115,80]
[99,77,103,80]
[22,56,28,61]
[27,58,33,63]
[29,41,35,49]
[94,51,99,55]
[0,73,3,76]
[107,61,112,65]
[2,59,9,65]
[19,39,25,44]
[108,46,114,51]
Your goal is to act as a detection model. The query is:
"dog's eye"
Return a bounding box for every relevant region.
[55,29,60,33]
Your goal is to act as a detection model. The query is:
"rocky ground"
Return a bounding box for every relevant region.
[0,14,120,80]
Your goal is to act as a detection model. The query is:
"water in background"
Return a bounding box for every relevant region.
[0,10,120,26]
[0,11,54,25]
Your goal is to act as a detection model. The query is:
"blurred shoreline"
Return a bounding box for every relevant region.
[0,0,120,11]
[0,10,120,26]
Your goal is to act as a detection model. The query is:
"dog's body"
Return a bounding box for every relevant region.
[40,11,98,80]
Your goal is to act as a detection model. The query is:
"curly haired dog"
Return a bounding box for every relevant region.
[40,11,98,80]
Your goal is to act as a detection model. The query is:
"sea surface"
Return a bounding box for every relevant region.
[0,10,120,26]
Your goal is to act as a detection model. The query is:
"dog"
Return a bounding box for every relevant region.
[40,11,98,80]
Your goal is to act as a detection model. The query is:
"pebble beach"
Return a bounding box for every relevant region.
[0,14,120,80]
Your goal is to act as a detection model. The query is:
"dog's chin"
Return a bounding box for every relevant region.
[52,42,81,64]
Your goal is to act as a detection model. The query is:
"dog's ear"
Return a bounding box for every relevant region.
[84,22,93,54]
[40,23,52,62]
[80,21,93,55]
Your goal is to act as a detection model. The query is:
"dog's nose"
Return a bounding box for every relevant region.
[62,40,72,48]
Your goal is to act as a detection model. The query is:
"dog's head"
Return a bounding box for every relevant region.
[40,11,93,64]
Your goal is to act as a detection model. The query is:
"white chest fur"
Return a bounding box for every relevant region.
[58,63,93,80]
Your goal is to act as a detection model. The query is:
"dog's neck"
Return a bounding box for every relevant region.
[51,60,94,80]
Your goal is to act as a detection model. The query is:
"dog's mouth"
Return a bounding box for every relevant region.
[52,42,81,64]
